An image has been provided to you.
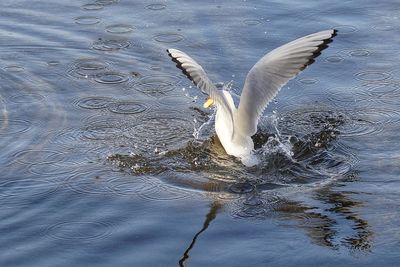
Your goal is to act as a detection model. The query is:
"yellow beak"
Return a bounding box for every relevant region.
[203,96,214,108]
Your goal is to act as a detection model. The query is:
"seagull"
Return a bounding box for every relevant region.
[167,29,337,167]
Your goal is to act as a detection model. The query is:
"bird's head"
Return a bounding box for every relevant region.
[203,96,214,108]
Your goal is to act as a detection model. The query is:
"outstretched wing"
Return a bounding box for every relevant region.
[166,48,230,111]
[235,29,337,137]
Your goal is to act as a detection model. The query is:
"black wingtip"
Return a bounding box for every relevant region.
[166,49,196,84]
[301,29,338,70]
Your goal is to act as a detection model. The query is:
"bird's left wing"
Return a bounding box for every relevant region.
[235,29,337,137]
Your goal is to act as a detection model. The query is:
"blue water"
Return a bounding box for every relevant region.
[1,0,400,266]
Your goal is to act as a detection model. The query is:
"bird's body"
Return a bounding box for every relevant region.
[167,29,337,166]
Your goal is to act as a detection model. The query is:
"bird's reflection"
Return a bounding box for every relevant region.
[273,186,372,251]
[179,201,223,267]
[178,181,372,266]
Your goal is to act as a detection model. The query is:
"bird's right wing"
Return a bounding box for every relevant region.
[235,29,337,137]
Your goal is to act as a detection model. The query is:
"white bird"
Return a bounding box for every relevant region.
[167,29,337,167]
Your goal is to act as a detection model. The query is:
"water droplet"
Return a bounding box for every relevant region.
[153,33,184,43]
[105,24,135,34]
[74,16,101,25]
[94,71,129,84]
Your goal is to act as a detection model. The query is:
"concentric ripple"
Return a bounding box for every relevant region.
[136,182,191,201]
[0,178,60,207]
[94,71,129,84]
[279,108,346,136]
[65,169,119,195]
[337,118,379,137]
[134,74,181,96]
[145,3,167,10]
[82,120,124,141]
[124,110,193,150]
[45,221,114,242]
[298,77,319,85]
[280,107,386,138]
[81,3,104,11]
[9,93,45,104]
[74,16,101,25]
[74,96,114,110]
[357,81,400,106]
[12,149,62,165]
[153,33,184,43]
[348,49,370,57]
[95,0,119,5]
[243,19,262,26]
[354,70,392,81]
[372,24,396,31]
[327,88,365,108]
[229,182,255,194]
[48,128,86,147]
[108,101,148,114]
[354,108,400,125]
[0,119,31,135]
[325,55,344,63]
[3,65,25,72]
[105,24,134,34]
[333,25,358,34]
[68,58,109,79]
[91,39,131,52]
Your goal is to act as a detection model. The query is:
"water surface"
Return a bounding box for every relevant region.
[1,0,399,266]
